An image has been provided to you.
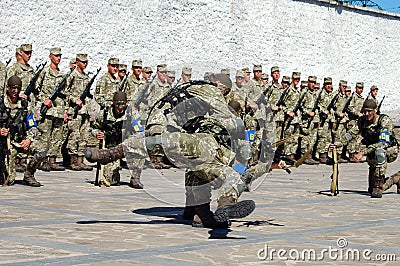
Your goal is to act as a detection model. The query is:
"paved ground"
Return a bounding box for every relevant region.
[1,158,399,265]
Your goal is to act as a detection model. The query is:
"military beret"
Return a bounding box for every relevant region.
[50,47,62,55]
[214,73,232,89]
[271,66,279,73]
[132,59,142,67]
[142,66,153,73]
[113,91,127,103]
[315,83,320,89]
[339,80,347,87]
[167,70,176,78]
[7,75,22,88]
[356,82,364,88]
[324,77,332,84]
[20,43,32,52]
[292,72,301,79]
[253,64,262,71]
[221,68,230,75]
[363,99,377,109]
[118,64,127,71]
[301,81,308,87]
[235,70,245,78]
[76,53,88,62]
[228,100,242,113]
[241,67,251,73]
[182,67,192,75]
[282,76,290,83]
[370,85,378,91]
[345,85,352,91]
[261,73,269,79]
[308,76,317,82]
[157,64,167,72]
[108,57,119,65]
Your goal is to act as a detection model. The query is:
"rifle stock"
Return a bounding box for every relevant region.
[24,62,46,96]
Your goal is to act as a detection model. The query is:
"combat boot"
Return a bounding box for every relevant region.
[371,176,385,198]
[39,157,51,172]
[23,168,41,187]
[337,154,349,164]
[382,171,400,194]
[319,153,328,164]
[214,196,255,223]
[304,154,319,165]
[77,156,93,171]
[192,203,229,229]
[48,156,65,171]
[85,144,124,164]
[69,155,82,171]
[129,169,143,189]
[14,158,24,173]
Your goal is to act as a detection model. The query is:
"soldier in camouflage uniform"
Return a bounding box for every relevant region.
[94,58,120,110]
[166,70,176,87]
[229,70,246,110]
[117,64,127,82]
[141,66,153,83]
[122,60,144,102]
[6,44,36,173]
[281,75,290,89]
[246,64,264,100]
[365,85,379,106]
[241,67,251,85]
[65,53,93,171]
[346,82,365,163]
[0,76,38,186]
[261,73,269,86]
[180,67,192,83]
[298,76,319,164]
[341,99,399,198]
[35,47,68,171]
[315,77,335,163]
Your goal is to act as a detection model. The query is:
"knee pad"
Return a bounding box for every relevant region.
[375,148,386,165]
[33,150,47,162]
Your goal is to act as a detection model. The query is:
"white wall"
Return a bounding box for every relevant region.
[1,0,399,110]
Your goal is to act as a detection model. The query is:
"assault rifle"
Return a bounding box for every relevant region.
[306,89,323,128]
[24,62,46,96]
[95,106,109,187]
[275,86,290,109]
[320,92,339,127]
[377,95,385,115]
[73,67,101,118]
[133,74,156,109]
[2,59,12,95]
[284,91,307,129]
[40,67,75,119]
[118,72,130,92]
[341,92,354,114]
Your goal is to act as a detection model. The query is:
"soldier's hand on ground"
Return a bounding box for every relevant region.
[0,128,9,136]
[97,132,104,140]
[20,139,31,150]
[270,160,286,170]
[44,98,52,107]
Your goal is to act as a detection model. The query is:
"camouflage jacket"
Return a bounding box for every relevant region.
[299,89,319,126]
[333,91,349,124]
[124,75,144,102]
[281,85,301,124]
[66,69,89,116]
[94,72,119,109]
[346,92,364,121]
[6,62,35,92]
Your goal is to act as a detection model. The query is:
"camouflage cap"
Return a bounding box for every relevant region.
[282,76,290,83]
[108,57,119,65]
[292,72,301,79]
[345,85,352,91]
[182,67,192,75]
[214,73,232,89]
[253,64,262,71]
[7,75,22,88]
[301,81,308,87]
[339,80,347,87]
[324,77,332,84]
[271,66,280,73]
[20,43,32,52]
[113,91,127,103]
[142,66,153,73]
[221,68,230,75]
[70,58,76,64]
[50,47,62,55]
[167,70,176,78]
[242,67,251,73]
[157,64,167,72]
[235,70,245,78]
[261,73,269,79]
[76,53,88,62]
[370,85,379,91]
[315,83,320,89]
[132,59,142,67]
[118,64,127,71]
[308,76,317,82]
[356,82,364,88]
[363,99,377,109]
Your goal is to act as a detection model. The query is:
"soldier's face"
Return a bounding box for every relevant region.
[371,89,378,97]
[363,108,377,121]
[271,71,280,82]
[108,64,119,75]
[157,71,167,82]
[7,86,21,99]
[324,83,333,92]
[308,81,315,91]
[292,78,300,87]
[253,70,262,79]
[113,102,127,115]
[345,90,351,97]
[339,85,346,92]
[182,73,191,83]
[132,66,142,77]
[49,54,61,65]
[76,60,88,71]
[235,76,244,86]
[356,87,363,95]
[244,72,251,82]
[142,71,152,79]
[167,76,175,85]
[118,70,126,79]
[20,50,32,63]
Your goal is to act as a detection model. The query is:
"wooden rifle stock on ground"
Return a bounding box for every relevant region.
[73,67,101,118]
[24,62,46,96]
[95,107,109,187]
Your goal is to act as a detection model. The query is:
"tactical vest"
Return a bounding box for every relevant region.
[0,96,29,143]
[358,114,398,147]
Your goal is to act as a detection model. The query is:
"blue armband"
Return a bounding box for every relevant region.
[379,129,390,143]
[245,129,256,142]
[233,163,248,175]
[25,113,37,129]
[131,118,144,132]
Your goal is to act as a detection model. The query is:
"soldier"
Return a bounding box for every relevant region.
[246,64,264,100]
[281,75,290,89]
[166,70,176,87]
[123,59,144,102]
[117,64,127,82]
[241,67,251,85]
[300,80,308,91]
[0,76,37,186]
[265,66,284,140]
[229,70,246,110]
[315,77,335,163]
[281,72,301,160]
[141,66,153,83]
[65,53,93,171]
[94,57,120,109]
[35,47,68,171]
[181,67,192,83]
[298,76,319,165]
[261,73,269,85]
[340,99,399,198]
[366,85,379,106]
[346,82,365,163]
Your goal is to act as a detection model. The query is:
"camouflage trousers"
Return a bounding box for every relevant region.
[102,159,120,185]
[347,120,363,154]
[316,121,332,154]
[300,122,318,155]
[282,122,300,156]
[366,146,399,189]
[8,143,29,183]
[66,114,90,156]
[37,116,68,157]
[332,122,347,154]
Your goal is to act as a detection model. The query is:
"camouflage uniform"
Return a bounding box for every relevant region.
[265,80,285,140]
[94,58,120,109]
[124,75,144,102]
[332,85,350,161]
[346,83,365,159]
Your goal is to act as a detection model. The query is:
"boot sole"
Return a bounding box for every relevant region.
[214,200,255,222]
